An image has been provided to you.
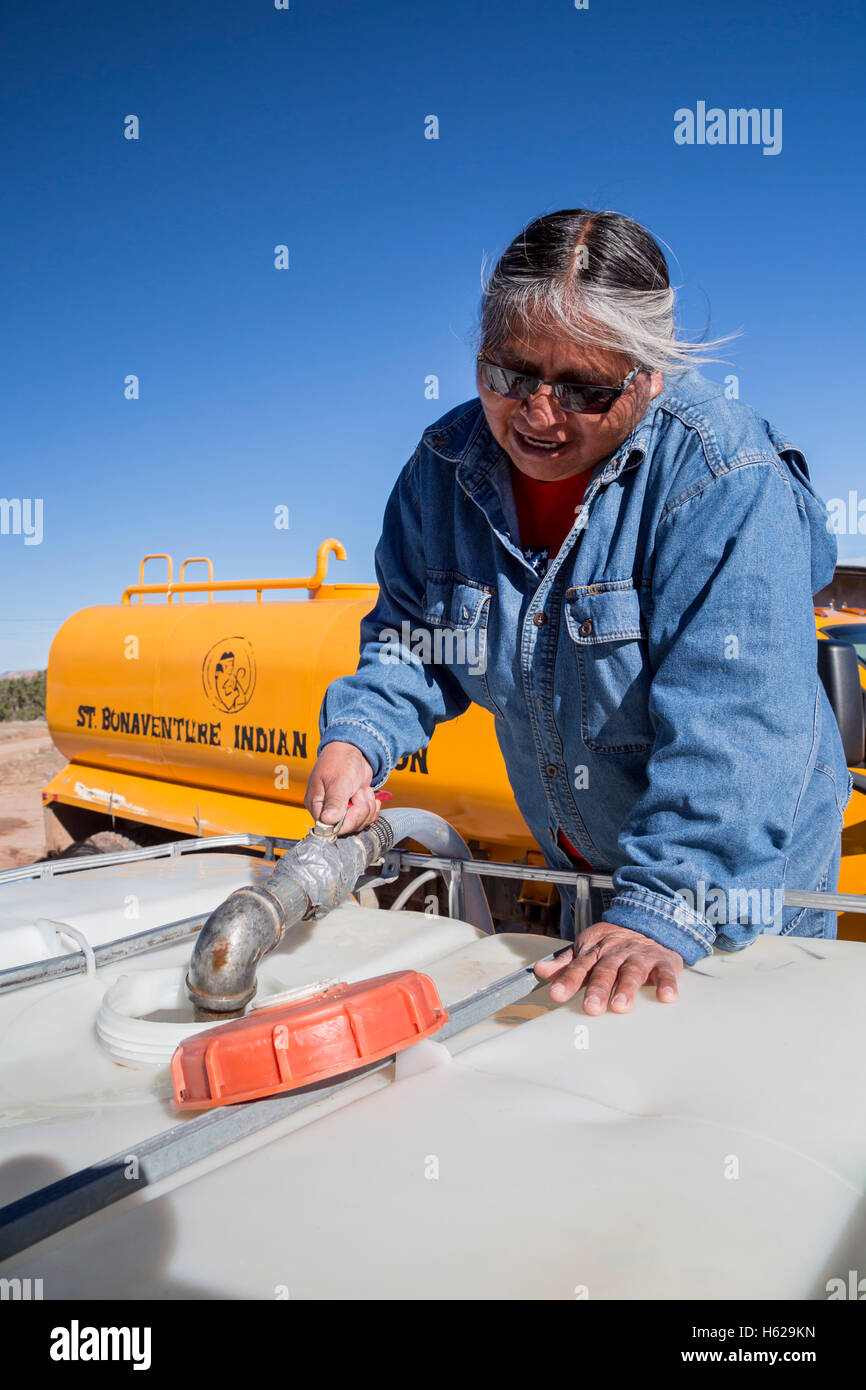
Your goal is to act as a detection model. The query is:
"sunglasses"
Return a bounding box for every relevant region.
[477,357,643,415]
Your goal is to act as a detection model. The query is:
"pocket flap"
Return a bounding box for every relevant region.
[424,573,491,629]
[564,582,646,644]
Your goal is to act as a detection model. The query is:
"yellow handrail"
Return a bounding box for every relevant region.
[122,539,347,605]
[177,557,215,603]
[137,554,174,603]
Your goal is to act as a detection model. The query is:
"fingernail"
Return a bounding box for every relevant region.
[611,993,627,1008]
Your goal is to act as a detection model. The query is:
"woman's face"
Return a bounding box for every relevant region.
[477,331,663,480]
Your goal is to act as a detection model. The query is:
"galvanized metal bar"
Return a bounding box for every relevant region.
[0,834,280,886]
[17,837,854,915]
[448,857,465,922]
[0,913,211,995]
[573,873,593,934]
[382,851,866,915]
[434,956,558,1041]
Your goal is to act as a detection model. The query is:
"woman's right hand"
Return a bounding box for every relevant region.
[303,741,380,834]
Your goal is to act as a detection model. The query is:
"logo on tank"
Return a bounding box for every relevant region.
[202,637,257,713]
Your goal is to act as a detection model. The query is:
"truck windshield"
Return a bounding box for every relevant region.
[823,624,866,666]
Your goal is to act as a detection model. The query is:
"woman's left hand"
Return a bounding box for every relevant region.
[533,922,684,1014]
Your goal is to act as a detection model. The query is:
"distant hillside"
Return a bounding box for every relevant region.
[0,671,46,721]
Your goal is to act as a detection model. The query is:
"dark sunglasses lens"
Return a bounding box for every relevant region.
[480,359,627,413]
[479,362,534,399]
[558,385,618,414]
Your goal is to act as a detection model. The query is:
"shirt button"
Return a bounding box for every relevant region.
[546,764,558,777]
[579,619,593,637]
[533,612,547,627]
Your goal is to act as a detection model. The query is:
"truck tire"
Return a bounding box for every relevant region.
[57,830,142,858]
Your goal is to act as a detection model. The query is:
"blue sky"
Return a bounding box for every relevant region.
[2,0,863,671]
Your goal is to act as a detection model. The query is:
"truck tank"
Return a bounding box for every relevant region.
[42,542,538,866]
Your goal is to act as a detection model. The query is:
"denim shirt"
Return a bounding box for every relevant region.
[319,370,852,964]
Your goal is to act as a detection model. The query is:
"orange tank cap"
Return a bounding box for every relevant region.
[171,970,448,1110]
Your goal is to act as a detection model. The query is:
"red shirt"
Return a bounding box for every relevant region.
[510,463,592,561]
[510,463,594,874]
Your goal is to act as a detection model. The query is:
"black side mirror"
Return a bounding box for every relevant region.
[817,639,866,766]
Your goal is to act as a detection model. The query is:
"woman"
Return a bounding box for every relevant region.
[304,208,851,1015]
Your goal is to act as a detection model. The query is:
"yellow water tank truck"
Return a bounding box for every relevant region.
[42,543,542,906]
[41,541,866,937]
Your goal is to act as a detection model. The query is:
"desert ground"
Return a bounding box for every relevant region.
[0,720,67,868]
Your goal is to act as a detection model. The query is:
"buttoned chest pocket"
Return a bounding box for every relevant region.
[423,571,502,714]
[564,581,655,753]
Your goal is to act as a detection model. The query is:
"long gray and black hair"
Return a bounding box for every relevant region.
[473,208,736,374]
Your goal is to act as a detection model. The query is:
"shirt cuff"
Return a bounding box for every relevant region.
[317,721,392,789]
[601,888,715,965]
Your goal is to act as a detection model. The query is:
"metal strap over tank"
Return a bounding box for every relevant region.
[379,850,866,916]
[0,833,281,886]
[0,958,552,1263]
[0,913,212,995]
